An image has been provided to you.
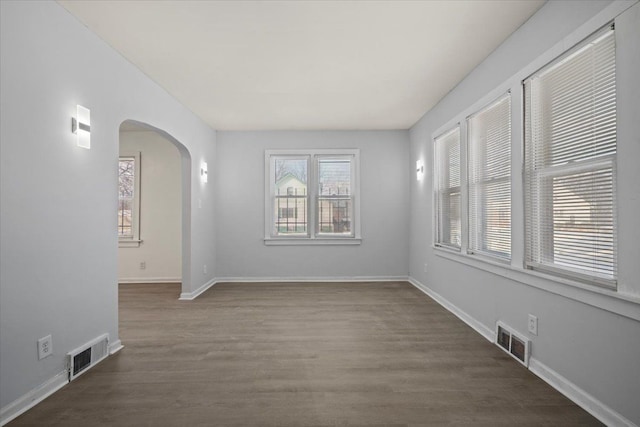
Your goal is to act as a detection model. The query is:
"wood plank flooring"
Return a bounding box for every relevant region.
[9,281,602,426]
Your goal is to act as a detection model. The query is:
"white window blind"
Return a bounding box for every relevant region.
[524,26,616,286]
[434,127,461,249]
[468,93,511,259]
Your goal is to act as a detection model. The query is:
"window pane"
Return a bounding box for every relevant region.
[550,166,615,277]
[317,157,353,235]
[524,27,616,285]
[318,198,352,235]
[318,158,351,196]
[118,158,135,237]
[274,158,308,235]
[468,94,511,258]
[434,128,461,248]
[118,198,132,237]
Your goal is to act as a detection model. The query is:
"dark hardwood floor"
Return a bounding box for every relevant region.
[9,281,602,426]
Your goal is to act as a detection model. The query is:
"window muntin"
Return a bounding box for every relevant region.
[434,127,461,249]
[524,26,616,286]
[467,93,512,259]
[266,149,359,243]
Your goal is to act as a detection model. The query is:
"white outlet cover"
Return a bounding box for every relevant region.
[38,335,53,360]
[528,314,538,335]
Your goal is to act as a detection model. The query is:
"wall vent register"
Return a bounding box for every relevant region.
[496,322,530,366]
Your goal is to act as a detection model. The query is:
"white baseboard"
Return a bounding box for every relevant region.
[213,275,409,284]
[407,276,495,342]
[118,277,181,284]
[529,358,637,427]
[179,276,410,301]
[108,339,124,355]
[0,370,68,426]
[408,276,638,427]
[1,339,121,426]
[179,277,217,300]
[179,276,409,300]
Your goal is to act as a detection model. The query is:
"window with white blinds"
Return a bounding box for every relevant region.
[434,127,461,249]
[468,93,511,259]
[524,26,616,286]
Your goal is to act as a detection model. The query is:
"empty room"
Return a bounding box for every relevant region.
[1,1,639,426]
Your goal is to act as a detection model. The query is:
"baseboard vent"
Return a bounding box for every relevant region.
[496,322,530,367]
[67,333,109,381]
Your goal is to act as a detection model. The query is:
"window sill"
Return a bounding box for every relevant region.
[119,239,142,248]
[432,246,640,321]
[265,237,362,246]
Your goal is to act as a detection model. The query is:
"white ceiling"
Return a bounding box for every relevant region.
[59,0,545,131]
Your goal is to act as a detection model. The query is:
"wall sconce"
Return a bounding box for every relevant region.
[201,161,208,183]
[416,159,425,181]
[72,105,91,149]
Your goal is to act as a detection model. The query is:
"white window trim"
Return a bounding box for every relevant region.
[118,151,142,248]
[466,91,512,261]
[427,1,637,311]
[523,25,617,288]
[433,126,462,252]
[264,149,361,245]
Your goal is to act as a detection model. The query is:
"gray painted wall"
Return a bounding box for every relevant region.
[408,1,640,424]
[2,0,639,425]
[215,131,410,280]
[0,1,216,410]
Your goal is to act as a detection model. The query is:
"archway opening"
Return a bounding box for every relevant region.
[117,120,192,298]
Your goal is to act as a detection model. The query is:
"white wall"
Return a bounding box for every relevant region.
[0,0,216,418]
[408,1,640,425]
[118,130,182,283]
[215,131,410,280]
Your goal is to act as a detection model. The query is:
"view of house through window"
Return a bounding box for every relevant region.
[267,149,359,242]
[318,157,352,235]
[274,157,308,234]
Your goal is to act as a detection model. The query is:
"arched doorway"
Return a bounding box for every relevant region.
[117,120,192,297]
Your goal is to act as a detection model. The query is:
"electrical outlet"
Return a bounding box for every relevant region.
[203,264,207,274]
[423,263,428,273]
[38,335,53,360]
[140,261,146,270]
[528,314,538,335]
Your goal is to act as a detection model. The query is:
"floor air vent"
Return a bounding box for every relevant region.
[68,333,109,381]
[496,322,530,367]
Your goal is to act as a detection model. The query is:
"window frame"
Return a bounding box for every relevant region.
[118,151,141,248]
[523,25,617,288]
[428,18,624,298]
[264,149,361,245]
[433,126,462,251]
[466,92,512,261]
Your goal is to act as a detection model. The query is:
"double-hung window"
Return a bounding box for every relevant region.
[467,93,512,259]
[434,127,461,249]
[118,152,141,247]
[265,149,360,244]
[524,26,617,286]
